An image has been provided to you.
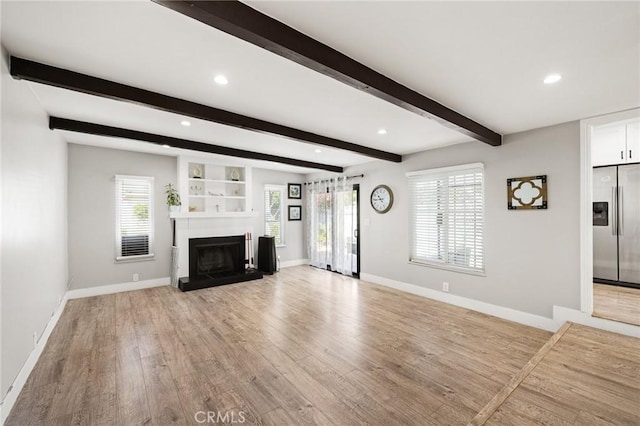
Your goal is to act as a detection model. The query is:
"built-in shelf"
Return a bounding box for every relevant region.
[177,157,253,217]
[188,178,246,185]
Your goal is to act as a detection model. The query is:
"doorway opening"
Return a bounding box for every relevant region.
[581,109,640,326]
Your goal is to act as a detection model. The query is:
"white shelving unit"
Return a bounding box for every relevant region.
[176,157,253,217]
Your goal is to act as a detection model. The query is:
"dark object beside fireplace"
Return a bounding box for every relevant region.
[179,235,262,292]
[258,236,277,274]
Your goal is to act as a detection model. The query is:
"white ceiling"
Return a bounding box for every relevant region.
[248,1,640,134]
[2,1,638,173]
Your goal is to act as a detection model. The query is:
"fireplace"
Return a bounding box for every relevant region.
[190,235,244,279]
[179,235,263,292]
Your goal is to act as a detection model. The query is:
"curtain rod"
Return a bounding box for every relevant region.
[304,174,364,185]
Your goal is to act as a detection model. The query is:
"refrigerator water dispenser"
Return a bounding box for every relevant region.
[593,202,608,226]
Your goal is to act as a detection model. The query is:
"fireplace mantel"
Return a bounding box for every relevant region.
[169,211,259,220]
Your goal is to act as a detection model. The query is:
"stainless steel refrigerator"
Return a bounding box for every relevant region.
[593,164,640,286]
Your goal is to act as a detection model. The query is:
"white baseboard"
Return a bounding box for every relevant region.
[1,295,69,424]
[67,277,170,299]
[553,306,640,338]
[279,259,309,269]
[360,273,559,332]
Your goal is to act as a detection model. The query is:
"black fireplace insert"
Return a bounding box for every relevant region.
[179,235,262,292]
[189,235,245,280]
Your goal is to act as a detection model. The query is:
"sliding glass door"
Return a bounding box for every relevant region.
[306,179,359,277]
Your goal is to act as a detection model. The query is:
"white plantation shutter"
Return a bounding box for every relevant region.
[407,163,484,273]
[115,175,155,261]
[264,185,285,246]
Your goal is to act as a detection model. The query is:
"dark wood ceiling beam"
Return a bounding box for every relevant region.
[49,117,344,173]
[153,0,502,147]
[10,56,401,162]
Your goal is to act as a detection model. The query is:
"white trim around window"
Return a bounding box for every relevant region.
[264,184,286,247]
[407,163,485,275]
[115,175,155,262]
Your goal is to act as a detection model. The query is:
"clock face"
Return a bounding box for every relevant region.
[371,185,393,213]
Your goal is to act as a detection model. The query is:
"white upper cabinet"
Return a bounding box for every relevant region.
[592,120,640,167]
[626,121,639,163]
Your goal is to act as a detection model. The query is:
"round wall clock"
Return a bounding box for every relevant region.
[370,184,394,214]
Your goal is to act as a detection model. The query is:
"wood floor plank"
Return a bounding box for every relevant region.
[140,353,190,425]
[485,322,640,426]
[261,407,297,426]
[114,293,152,426]
[430,402,477,426]
[346,368,440,424]
[44,302,96,421]
[7,266,637,426]
[259,345,363,425]
[593,283,640,326]
[296,354,406,425]
[468,321,572,426]
[173,372,230,423]
[4,383,58,426]
[486,400,574,426]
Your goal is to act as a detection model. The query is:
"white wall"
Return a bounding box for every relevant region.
[67,144,177,289]
[1,52,68,399]
[342,121,581,318]
[251,168,306,264]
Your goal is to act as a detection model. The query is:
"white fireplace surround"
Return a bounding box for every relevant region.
[174,216,256,279]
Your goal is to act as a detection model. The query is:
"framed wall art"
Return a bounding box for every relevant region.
[288,183,302,199]
[288,205,302,221]
[507,175,547,210]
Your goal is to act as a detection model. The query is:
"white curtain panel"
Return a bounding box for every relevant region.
[306,180,328,269]
[332,176,356,275]
[306,177,355,276]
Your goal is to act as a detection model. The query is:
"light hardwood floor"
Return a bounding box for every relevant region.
[6,267,639,425]
[593,283,640,326]
[485,323,640,425]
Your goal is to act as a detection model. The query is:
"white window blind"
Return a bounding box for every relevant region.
[115,175,155,261]
[264,185,285,246]
[407,163,484,273]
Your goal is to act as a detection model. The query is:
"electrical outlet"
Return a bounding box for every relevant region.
[133,273,139,282]
[442,282,450,292]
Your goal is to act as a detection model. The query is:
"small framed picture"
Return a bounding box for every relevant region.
[288,205,302,221]
[288,183,302,199]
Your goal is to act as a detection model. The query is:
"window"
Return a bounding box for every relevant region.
[264,185,285,246]
[407,163,484,274]
[115,175,154,261]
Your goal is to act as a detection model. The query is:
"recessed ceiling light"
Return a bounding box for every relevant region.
[162,144,171,149]
[315,149,322,153]
[180,120,191,127]
[214,75,229,85]
[377,128,387,135]
[543,73,562,84]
